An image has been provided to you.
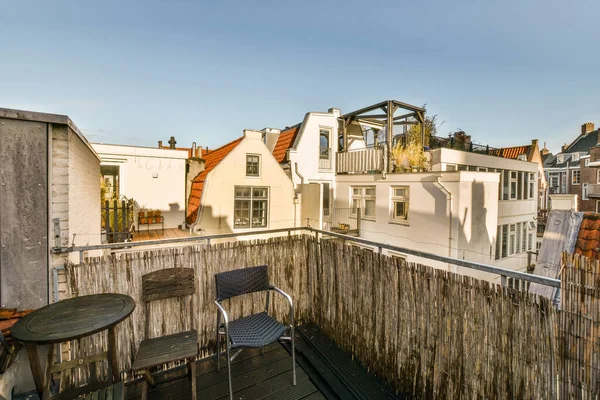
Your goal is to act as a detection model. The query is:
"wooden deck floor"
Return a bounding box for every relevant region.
[124,343,324,400]
[132,228,192,242]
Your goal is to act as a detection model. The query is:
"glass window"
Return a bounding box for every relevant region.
[351,186,376,219]
[391,186,409,222]
[234,186,268,229]
[583,183,589,200]
[246,155,260,177]
[572,169,581,185]
[101,165,120,200]
[528,173,536,198]
[585,158,590,167]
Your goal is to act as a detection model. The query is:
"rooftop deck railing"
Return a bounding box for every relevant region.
[51,229,600,398]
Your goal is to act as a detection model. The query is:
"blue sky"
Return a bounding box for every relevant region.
[1,0,599,153]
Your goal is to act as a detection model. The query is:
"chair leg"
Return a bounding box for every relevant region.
[291,326,296,385]
[216,313,221,371]
[190,360,197,400]
[226,343,233,400]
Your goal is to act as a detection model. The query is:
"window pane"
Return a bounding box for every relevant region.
[353,188,361,195]
[365,188,376,196]
[394,188,407,197]
[395,201,408,219]
[351,199,359,214]
[253,188,267,198]
[252,200,267,227]
[235,187,250,197]
[234,200,250,228]
[365,200,375,217]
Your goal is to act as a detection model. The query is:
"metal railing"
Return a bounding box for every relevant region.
[324,208,360,235]
[53,227,560,289]
[319,147,331,170]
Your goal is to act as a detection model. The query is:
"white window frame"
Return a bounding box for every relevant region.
[583,183,589,200]
[572,153,580,162]
[528,172,536,199]
[510,171,518,200]
[233,186,269,229]
[351,186,376,220]
[318,128,332,170]
[572,169,581,185]
[585,158,590,167]
[596,200,600,213]
[557,154,564,164]
[390,186,409,224]
[597,169,600,184]
[245,154,261,177]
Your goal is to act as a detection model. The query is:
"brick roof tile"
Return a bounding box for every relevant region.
[186,137,243,224]
[272,125,300,163]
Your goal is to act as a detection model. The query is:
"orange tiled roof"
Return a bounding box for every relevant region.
[488,145,531,160]
[186,137,243,224]
[272,125,300,163]
[574,213,600,260]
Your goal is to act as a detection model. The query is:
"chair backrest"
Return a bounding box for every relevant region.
[142,267,196,302]
[215,265,269,301]
[142,267,196,339]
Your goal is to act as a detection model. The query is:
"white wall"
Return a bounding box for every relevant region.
[198,130,297,236]
[335,171,505,282]
[287,110,340,228]
[52,125,102,265]
[92,143,188,229]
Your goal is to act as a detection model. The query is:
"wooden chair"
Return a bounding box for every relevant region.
[215,265,295,400]
[131,268,198,400]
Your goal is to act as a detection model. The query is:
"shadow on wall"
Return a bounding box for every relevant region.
[194,205,234,238]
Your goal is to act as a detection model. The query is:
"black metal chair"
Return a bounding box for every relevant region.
[214,265,295,400]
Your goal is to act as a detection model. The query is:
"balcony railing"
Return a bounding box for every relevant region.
[319,147,331,170]
[336,147,384,174]
[323,208,360,236]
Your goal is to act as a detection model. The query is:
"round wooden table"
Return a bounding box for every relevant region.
[12,294,135,399]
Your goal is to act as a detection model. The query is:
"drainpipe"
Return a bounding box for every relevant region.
[294,162,304,187]
[294,163,304,227]
[435,175,454,271]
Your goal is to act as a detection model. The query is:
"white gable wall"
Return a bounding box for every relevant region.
[199,130,297,236]
[287,110,340,228]
[92,143,188,229]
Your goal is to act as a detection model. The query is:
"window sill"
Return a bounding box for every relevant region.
[389,220,409,226]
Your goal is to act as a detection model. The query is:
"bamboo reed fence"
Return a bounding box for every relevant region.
[60,235,600,398]
[558,253,600,398]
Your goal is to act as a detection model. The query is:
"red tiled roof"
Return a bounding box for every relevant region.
[574,213,600,260]
[186,137,243,224]
[488,145,531,160]
[272,125,300,163]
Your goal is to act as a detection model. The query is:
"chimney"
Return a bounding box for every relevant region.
[260,127,281,153]
[582,122,595,135]
[158,140,163,148]
[541,141,550,155]
[168,136,177,149]
[561,143,569,152]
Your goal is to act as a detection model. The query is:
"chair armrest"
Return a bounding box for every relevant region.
[214,300,230,331]
[269,286,294,327]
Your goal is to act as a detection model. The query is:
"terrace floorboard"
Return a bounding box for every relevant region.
[123,324,400,400]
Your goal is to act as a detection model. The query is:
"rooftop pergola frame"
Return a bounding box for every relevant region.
[340,99,426,163]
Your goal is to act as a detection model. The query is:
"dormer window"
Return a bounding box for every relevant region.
[572,153,580,162]
[557,154,564,164]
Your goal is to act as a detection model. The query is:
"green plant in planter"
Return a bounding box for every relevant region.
[391,140,427,172]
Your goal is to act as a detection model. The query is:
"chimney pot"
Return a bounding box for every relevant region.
[158,140,163,148]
